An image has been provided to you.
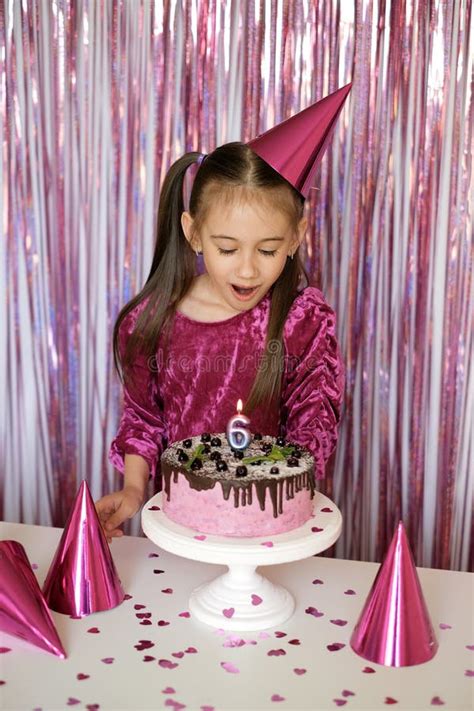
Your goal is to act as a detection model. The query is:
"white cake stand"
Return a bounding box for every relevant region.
[141,491,342,631]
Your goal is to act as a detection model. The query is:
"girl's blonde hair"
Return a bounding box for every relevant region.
[114,142,310,413]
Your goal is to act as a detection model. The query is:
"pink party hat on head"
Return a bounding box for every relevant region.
[350,521,438,667]
[0,540,66,658]
[42,480,125,617]
[247,82,352,198]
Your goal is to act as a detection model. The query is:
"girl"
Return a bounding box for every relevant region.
[96,141,345,541]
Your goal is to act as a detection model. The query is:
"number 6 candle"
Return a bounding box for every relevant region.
[226,399,251,451]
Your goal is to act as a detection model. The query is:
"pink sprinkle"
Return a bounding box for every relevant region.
[124,593,133,600]
[321,507,333,512]
[67,700,81,706]
[101,657,114,664]
[220,661,240,673]
[76,673,90,680]
[362,666,375,673]
[327,643,345,652]
[134,604,146,610]
[143,655,155,662]
[385,698,398,705]
[251,594,263,606]
[342,690,355,698]
[161,588,173,594]
[87,627,100,634]
[194,535,207,541]
[148,553,159,558]
[258,631,271,639]
[271,695,285,702]
[158,659,178,669]
[344,589,356,595]
[222,608,235,618]
[465,670,474,677]
[261,541,274,547]
[311,526,323,533]
[153,569,165,574]
[31,563,39,570]
[172,651,184,658]
[179,611,191,618]
[157,620,170,626]
[293,668,307,675]
[330,619,348,626]
[162,688,176,694]
[288,639,300,645]
[305,606,324,617]
[466,644,474,650]
[333,701,347,707]
[312,579,324,584]
[439,623,452,630]
[164,700,186,710]
[431,697,445,706]
[268,649,286,656]
[148,505,160,511]
[185,647,197,653]
[136,612,152,619]
[274,631,287,638]
[140,619,152,626]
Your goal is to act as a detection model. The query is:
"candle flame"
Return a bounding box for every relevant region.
[237,399,243,413]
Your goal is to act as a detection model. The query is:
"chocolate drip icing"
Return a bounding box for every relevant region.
[161,435,316,518]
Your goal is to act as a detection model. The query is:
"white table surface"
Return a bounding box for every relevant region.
[0,521,472,711]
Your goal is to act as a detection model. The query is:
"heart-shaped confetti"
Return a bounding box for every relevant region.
[185,647,197,653]
[157,620,170,626]
[101,657,114,664]
[67,700,80,706]
[431,697,445,706]
[271,695,285,702]
[85,705,99,711]
[87,627,100,634]
[293,668,307,675]
[385,698,398,705]
[251,594,263,606]
[268,649,286,656]
[172,651,184,658]
[223,608,235,618]
[134,604,146,610]
[136,612,152,619]
[342,691,355,697]
[140,619,152,625]
[327,643,345,652]
[148,553,159,558]
[159,659,178,669]
[161,588,173,594]
[164,700,185,710]
[330,619,348,626]
[321,507,333,512]
[220,661,240,673]
[312,579,324,584]
[143,655,155,662]
[31,563,39,569]
[288,639,300,645]
[134,640,154,651]
[465,670,474,676]
[261,541,274,547]
[223,637,245,648]
[76,673,90,680]
[275,631,287,638]
[194,535,207,540]
[311,526,323,533]
[162,688,176,694]
[179,611,191,618]
[305,606,324,617]
[362,666,375,673]
[124,593,133,599]
[344,589,356,595]
[259,631,270,639]
[439,623,452,630]
[153,569,165,574]
[333,701,347,707]
[466,644,474,650]
[148,505,160,510]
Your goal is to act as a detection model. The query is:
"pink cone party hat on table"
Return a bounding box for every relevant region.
[42,480,125,617]
[350,521,438,667]
[247,82,352,198]
[0,540,66,658]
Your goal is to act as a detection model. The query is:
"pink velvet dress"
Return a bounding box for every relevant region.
[109,286,345,484]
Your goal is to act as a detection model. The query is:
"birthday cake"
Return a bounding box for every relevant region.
[160,433,316,537]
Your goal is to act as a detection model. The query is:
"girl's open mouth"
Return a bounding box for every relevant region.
[231,284,259,300]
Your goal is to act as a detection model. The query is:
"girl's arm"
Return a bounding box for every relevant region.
[280,288,345,479]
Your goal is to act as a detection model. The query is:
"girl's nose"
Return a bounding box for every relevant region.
[236,253,259,279]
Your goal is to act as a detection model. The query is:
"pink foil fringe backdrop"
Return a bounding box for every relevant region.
[0,1,472,571]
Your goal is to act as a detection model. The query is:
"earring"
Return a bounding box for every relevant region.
[289,252,294,260]
[195,249,202,256]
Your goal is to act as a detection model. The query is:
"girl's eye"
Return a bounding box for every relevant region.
[217,248,278,257]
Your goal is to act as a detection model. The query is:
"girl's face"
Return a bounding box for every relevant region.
[181,192,307,314]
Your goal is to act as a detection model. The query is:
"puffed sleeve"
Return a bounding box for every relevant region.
[280,287,345,479]
[108,302,167,478]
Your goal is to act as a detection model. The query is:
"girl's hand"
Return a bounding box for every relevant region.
[95,486,144,543]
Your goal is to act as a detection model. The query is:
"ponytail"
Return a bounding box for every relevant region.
[113,152,202,384]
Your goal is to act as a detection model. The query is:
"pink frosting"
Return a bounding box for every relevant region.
[162,469,314,537]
